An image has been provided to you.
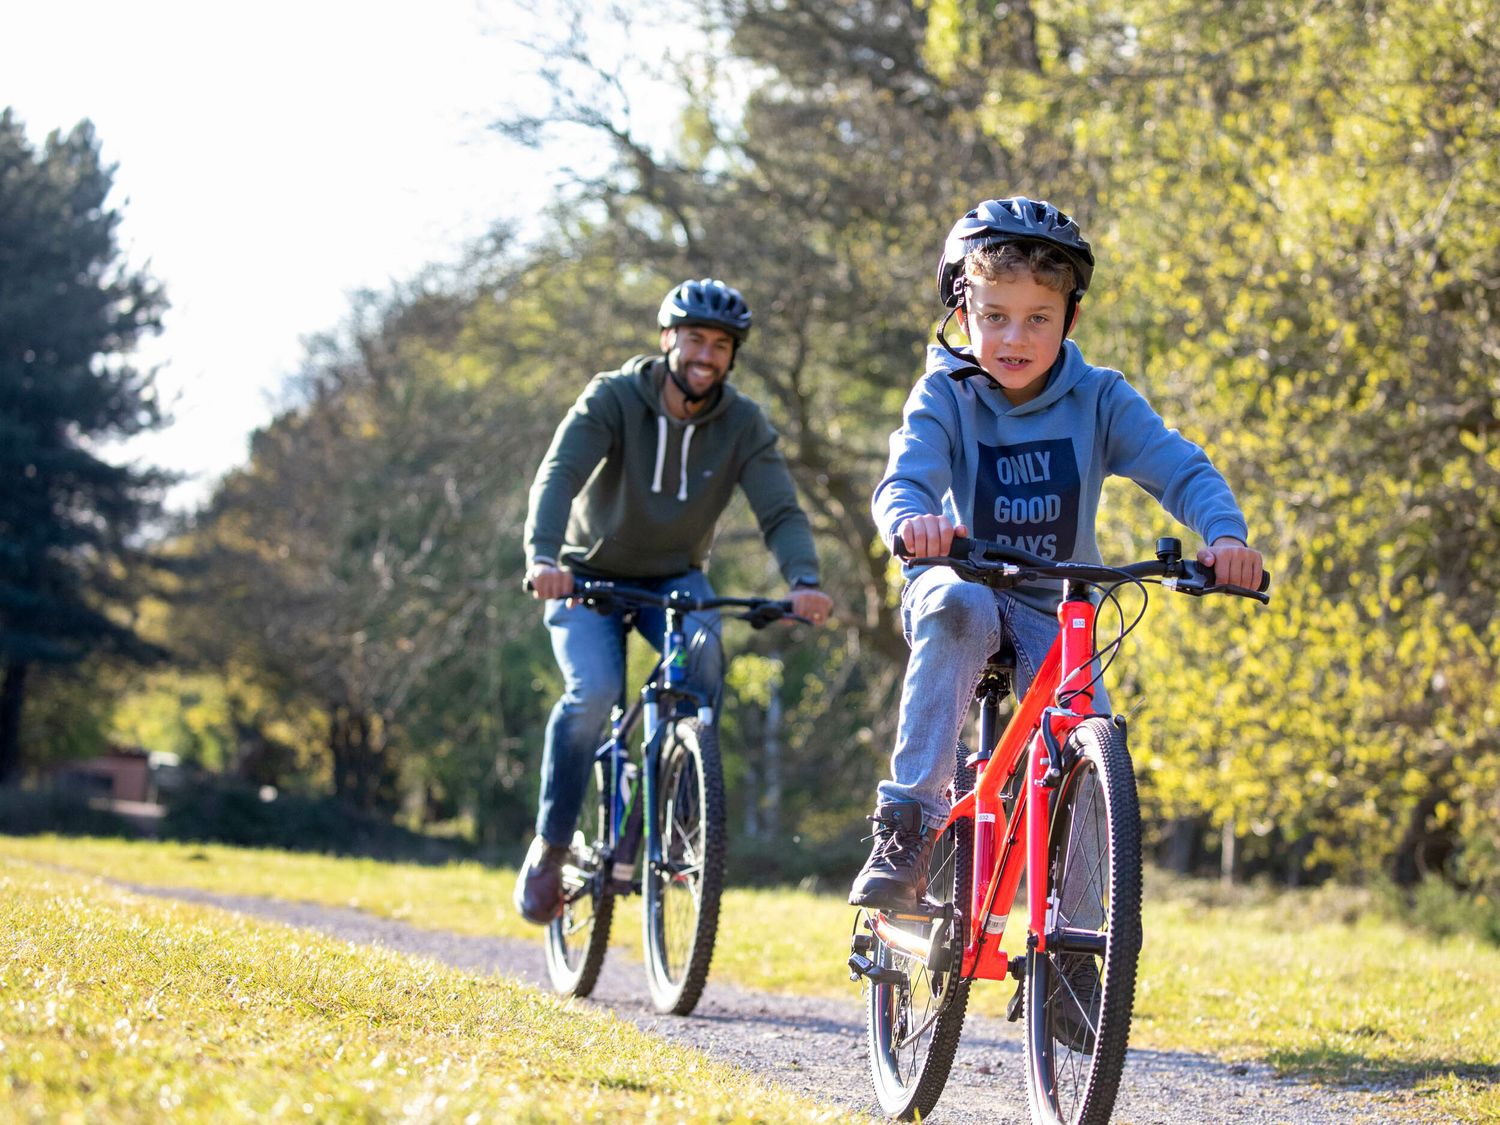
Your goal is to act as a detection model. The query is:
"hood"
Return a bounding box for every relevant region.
[621,354,742,424]
[620,354,742,502]
[923,339,1091,417]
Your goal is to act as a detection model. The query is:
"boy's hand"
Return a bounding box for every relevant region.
[894,515,969,558]
[1197,538,1264,590]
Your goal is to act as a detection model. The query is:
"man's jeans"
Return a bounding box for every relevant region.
[878,566,1112,831]
[535,570,722,847]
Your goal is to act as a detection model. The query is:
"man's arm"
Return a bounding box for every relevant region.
[523,378,620,591]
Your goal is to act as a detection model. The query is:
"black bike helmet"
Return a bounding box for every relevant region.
[657,278,753,342]
[935,197,1094,309]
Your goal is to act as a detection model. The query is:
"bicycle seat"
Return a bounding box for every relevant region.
[984,640,1016,674]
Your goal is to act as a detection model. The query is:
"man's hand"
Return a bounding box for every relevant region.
[893,514,969,558]
[1197,538,1264,590]
[527,562,574,601]
[789,586,833,626]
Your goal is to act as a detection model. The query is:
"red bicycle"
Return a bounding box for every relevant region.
[848,535,1269,1124]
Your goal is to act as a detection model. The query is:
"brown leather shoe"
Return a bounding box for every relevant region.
[513,837,571,924]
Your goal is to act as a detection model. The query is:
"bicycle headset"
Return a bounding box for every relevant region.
[657,278,754,403]
[933,197,1095,379]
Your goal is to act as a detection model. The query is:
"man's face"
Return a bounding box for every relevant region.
[960,273,1072,406]
[661,325,735,397]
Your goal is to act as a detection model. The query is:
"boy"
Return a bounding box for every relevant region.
[851,197,1263,910]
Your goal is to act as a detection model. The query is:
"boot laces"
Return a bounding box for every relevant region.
[864,813,927,871]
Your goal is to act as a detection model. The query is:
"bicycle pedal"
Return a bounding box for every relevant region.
[1006,977,1025,1022]
[848,953,906,987]
[886,897,946,921]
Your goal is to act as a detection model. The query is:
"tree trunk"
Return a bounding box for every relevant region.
[1220,820,1237,886]
[761,654,784,841]
[1164,815,1200,874]
[0,661,28,787]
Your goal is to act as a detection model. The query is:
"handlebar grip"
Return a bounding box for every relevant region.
[1196,562,1272,593]
[893,533,974,560]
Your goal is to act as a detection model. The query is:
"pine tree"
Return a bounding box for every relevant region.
[0,109,169,784]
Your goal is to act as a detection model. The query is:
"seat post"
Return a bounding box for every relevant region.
[970,661,1013,766]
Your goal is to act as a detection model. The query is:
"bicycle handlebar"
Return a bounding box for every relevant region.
[523,578,809,627]
[896,534,1271,605]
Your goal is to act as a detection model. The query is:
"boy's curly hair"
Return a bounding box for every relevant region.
[965,241,1077,297]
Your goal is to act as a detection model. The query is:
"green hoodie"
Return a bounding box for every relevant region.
[524,356,820,585]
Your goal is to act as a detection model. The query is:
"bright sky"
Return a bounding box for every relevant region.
[6,0,604,511]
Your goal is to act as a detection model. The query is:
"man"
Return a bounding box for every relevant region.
[516,278,834,923]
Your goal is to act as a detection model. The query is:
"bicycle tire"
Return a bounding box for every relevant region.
[1023,716,1142,1125]
[544,756,615,996]
[643,717,726,1015]
[866,746,975,1119]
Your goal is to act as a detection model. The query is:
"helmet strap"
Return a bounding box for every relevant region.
[934,307,989,383]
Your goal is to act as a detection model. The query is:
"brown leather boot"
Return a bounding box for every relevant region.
[513,837,571,924]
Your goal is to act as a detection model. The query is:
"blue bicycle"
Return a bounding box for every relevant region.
[543,580,804,1015]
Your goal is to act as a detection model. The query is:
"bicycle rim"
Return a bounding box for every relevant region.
[643,718,725,1015]
[544,759,614,996]
[1024,716,1142,1125]
[866,753,974,1119]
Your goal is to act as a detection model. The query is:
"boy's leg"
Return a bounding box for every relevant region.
[852,566,1001,909]
[517,597,626,923]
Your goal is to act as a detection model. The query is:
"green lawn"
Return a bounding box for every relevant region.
[0,856,860,1123]
[5,835,1497,1122]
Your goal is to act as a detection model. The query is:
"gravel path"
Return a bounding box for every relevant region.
[126,883,1437,1124]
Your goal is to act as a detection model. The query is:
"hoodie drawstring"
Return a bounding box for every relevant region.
[651,415,695,501]
[651,415,668,495]
[678,424,695,501]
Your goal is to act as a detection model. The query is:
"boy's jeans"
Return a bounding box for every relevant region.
[878,566,1111,831]
[535,569,722,847]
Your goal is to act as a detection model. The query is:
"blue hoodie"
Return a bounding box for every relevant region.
[872,340,1249,614]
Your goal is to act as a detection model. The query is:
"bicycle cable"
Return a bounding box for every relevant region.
[1057,568,1148,711]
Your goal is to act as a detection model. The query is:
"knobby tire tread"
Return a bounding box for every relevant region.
[645,717,726,1016]
[866,744,975,1119]
[1024,716,1142,1125]
[545,764,615,997]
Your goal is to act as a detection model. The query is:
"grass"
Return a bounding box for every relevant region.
[0,856,861,1123]
[5,835,1499,1121]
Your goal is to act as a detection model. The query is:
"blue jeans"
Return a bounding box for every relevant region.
[535,570,723,846]
[878,566,1112,831]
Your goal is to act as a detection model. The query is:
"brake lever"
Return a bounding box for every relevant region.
[740,602,802,629]
[1203,583,1272,605]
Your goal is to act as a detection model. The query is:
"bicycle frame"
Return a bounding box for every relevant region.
[594,607,717,894]
[870,579,1102,981]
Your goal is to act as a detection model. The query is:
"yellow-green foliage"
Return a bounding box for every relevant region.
[0,856,857,1123]
[922,0,1500,886]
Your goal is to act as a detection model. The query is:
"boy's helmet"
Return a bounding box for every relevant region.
[657,278,753,342]
[936,197,1095,308]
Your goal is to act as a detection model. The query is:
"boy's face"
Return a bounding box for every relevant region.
[960,273,1072,406]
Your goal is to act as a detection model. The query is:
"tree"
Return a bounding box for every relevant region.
[0,110,169,785]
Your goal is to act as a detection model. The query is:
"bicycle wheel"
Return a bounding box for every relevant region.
[643,716,725,1015]
[1023,716,1142,1125]
[544,755,615,996]
[867,749,975,1119]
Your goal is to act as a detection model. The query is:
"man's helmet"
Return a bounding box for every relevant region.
[657,278,753,342]
[935,197,1095,308]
